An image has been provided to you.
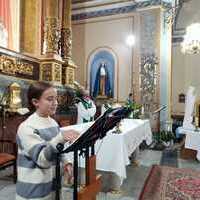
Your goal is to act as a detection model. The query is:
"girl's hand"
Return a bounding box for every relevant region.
[64,163,73,172]
[63,163,74,186]
[62,130,80,143]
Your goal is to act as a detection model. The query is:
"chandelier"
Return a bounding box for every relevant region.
[181,23,200,54]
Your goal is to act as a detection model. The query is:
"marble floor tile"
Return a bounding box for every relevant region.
[1,149,200,200]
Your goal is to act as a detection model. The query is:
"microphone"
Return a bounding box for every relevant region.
[56,143,64,153]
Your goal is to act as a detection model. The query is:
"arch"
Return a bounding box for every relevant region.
[87,47,118,99]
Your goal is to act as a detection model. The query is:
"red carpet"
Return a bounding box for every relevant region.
[139,165,200,200]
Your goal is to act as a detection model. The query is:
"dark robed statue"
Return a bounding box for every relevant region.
[93,62,112,98]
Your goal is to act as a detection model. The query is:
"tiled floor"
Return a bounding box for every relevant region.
[1,149,200,200]
[0,179,16,200]
[137,150,162,167]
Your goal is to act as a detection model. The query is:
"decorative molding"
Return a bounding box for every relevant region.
[72,0,171,21]
[72,0,124,6]
[172,28,185,44]
[164,0,183,27]
[0,48,39,80]
[62,59,77,86]
[65,67,75,86]
[40,64,52,81]
[61,27,72,60]
[172,37,183,43]
[44,17,60,54]
[72,1,134,14]
[140,54,159,113]
[0,47,40,63]
[0,55,33,76]
[54,64,62,83]
[40,62,62,85]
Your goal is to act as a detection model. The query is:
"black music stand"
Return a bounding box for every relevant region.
[55,107,131,200]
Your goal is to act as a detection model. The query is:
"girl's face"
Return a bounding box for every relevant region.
[32,87,58,117]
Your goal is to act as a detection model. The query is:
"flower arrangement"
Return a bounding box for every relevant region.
[125,101,142,119]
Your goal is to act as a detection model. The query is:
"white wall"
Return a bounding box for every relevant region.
[72,16,134,101]
[172,0,200,114]
[176,0,200,29]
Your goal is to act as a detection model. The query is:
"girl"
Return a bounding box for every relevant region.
[16,81,79,200]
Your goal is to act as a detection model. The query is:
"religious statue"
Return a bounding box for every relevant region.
[182,86,196,130]
[93,62,112,98]
[99,63,106,96]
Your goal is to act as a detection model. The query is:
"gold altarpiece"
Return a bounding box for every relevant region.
[16,0,77,86]
[0,1,78,147]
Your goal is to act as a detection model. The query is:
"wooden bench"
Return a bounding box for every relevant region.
[0,140,17,183]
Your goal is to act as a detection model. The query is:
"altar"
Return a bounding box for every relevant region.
[61,119,152,182]
[178,127,200,159]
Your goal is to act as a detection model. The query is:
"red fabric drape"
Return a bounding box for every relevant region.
[0,0,12,49]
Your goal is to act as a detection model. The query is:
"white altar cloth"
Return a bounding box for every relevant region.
[61,119,152,181]
[184,129,200,160]
[175,127,200,160]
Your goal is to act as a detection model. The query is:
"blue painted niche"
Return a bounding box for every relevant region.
[89,50,115,98]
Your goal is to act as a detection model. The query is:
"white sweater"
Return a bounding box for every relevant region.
[16,112,66,200]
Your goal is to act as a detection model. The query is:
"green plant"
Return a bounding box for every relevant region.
[153,131,176,143]
[125,101,142,119]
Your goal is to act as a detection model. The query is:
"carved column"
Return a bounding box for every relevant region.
[20,0,40,55]
[44,0,60,55]
[61,0,77,86]
[40,0,62,85]
[134,7,172,131]
[44,17,60,55]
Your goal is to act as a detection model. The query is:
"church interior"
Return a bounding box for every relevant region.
[1,0,200,199]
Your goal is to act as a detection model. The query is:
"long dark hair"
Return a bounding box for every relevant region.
[27,81,53,112]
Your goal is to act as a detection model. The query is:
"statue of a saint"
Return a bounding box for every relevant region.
[99,63,106,96]
[93,62,112,98]
[183,86,196,130]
